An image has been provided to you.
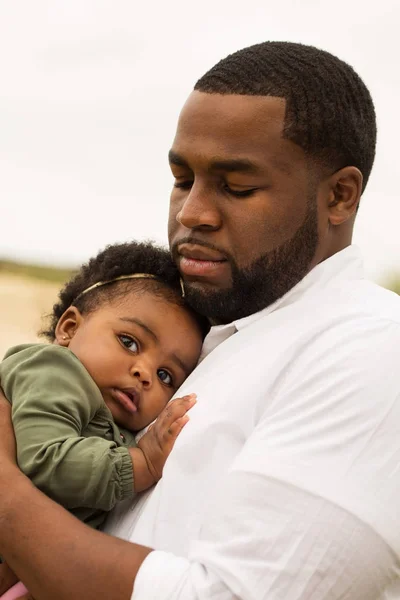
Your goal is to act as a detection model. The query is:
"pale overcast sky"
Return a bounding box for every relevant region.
[1,0,399,282]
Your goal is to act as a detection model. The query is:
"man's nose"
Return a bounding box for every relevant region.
[130,361,152,387]
[176,183,221,232]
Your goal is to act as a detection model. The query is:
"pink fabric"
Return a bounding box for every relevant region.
[0,581,28,600]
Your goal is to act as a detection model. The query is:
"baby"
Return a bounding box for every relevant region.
[0,240,207,600]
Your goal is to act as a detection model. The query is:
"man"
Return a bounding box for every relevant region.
[0,41,400,600]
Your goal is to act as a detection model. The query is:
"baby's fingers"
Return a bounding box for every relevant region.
[160,394,197,426]
[166,414,190,441]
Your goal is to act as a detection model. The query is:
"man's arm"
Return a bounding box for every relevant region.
[0,396,152,600]
[133,478,400,600]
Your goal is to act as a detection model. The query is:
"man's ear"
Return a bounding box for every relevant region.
[54,307,83,346]
[326,166,363,226]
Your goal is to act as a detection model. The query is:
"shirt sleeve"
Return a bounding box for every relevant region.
[132,481,400,600]
[2,346,134,511]
[132,317,400,599]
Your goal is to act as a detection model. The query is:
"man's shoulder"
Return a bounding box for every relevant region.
[252,277,400,337]
[281,280,400,381]
[295,277,400,332]
[351,279,400,324]
[306,278,400,350]
[246,277,400,375]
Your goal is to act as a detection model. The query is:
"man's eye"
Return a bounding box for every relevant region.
[118,335,139,353]
[173,180,193,190]
[225,185,258,198]
[157,369,173,387]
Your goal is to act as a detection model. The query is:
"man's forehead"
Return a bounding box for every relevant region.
[178,90,287,130]
[171,92,303,175]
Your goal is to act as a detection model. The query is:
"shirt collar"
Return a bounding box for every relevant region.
[234,244,364,331]
[200,245,364,358]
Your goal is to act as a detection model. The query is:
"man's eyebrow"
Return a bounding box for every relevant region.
[209,158,261,174]
[168,150,188,167]
[169,150,261,174]
[119,317,158,342]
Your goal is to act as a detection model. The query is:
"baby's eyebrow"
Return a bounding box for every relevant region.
[170,352,191,377]
[119,317,158,342]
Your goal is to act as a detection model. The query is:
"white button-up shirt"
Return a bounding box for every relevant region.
[105,246,400,599]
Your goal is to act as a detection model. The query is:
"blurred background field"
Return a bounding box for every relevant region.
[1,258,399,360]
[0,260,74,358]
[2,1,400,281]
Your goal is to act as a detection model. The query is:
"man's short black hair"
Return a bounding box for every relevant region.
[42,240,209,340]
[195,41,376,193]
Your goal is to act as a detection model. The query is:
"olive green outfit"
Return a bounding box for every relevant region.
[0,344,137,529]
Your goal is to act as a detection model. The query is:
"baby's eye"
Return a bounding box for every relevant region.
[157,369,173,387]
[118,335,139,353]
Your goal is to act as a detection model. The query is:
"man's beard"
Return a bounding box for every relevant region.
[181,200,319,324]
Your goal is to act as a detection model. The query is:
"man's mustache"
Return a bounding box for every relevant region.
[170,237,231,262]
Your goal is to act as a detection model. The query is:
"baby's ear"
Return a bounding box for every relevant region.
[54,307,83,346]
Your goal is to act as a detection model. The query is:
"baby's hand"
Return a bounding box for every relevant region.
[136,394,196,486]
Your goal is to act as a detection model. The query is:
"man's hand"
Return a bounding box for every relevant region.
[131,394,196,491]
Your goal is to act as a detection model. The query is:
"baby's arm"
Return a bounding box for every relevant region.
[130,394,196,492]
[2,346,133,512]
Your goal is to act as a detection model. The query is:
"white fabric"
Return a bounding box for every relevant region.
[104,245,400,599]
[133,481,400,600]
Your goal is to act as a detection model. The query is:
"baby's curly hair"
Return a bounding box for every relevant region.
[41,240,209,341]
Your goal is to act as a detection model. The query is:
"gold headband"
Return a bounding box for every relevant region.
[73,273,186,303]
[73,273,158,304]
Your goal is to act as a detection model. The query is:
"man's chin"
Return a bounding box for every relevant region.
[181,276,232,293]
[182,282,241,323]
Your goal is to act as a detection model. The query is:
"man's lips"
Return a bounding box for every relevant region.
[178,243,226,262]
[111,388,140,414]
[177,244,228,278]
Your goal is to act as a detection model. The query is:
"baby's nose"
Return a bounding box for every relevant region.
[131,362,152,387]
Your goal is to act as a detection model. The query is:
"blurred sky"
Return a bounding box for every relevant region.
[1,0,399,281]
